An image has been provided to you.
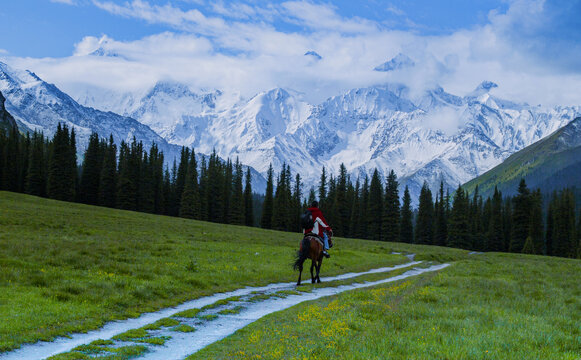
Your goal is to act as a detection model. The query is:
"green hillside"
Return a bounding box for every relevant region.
[464,117,581,199]
[0,191,465,352]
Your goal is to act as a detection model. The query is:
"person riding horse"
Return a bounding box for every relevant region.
[303,201,332,257]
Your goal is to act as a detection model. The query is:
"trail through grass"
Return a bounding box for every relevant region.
[190,253,581,360]
[0,192,469,352]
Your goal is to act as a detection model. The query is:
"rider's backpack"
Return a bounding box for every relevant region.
[301,209,314,230]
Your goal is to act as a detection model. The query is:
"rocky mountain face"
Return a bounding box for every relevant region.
[0,90,17,132]
[78,78,580,202]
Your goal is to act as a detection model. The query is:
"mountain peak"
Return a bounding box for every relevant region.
[475,81,498,92]
[374,53,415,72]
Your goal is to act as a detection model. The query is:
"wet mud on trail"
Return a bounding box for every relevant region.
[0,260,450,360]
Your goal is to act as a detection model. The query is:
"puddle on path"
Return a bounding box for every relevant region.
[0,261,447,360]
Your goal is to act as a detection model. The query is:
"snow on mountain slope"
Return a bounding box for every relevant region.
[75,76,580,203]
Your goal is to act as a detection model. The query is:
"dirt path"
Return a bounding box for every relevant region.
[0,261,449,360]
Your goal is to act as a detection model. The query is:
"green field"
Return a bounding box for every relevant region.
[191,253,581,360]
[0,191,458,352]
[2,191,580,359]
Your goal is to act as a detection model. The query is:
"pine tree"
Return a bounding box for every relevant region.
[382,169,400,242]
[552,189,576,258]
[179,149,200,219]
[487,186,504,252]
[510,179,531,252]
[359,176,370,239]
[502,198,512,252]
[447,185,470,249]
[18,133,30,193]
[434,181,448,246]
[230,158,244,225]
[415,182,434,245]
[318,167,327,205]
[198,157,209,221]
[25,131,47,197]
[522,236,535,254]
[116,140,137,210]
[47,124,76,201]
[292,173,303,232]
[173,147,190,215]
[261,164,274,229]
[528,189,544,254]
[3,125,20,191]
[349,178,361,238]
[367,169,384,241]
[79,133,104,205]
[307,187,316,206]
[99,135,117,208]
[221,158,233,223]
[244,167,254,227]
[545,191,556,256]
[334,164,349,237]
[149,143,165,214]
[399,185,413,243]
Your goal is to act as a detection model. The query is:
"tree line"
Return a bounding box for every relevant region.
[1,124,580,259]
[0,124,256,226]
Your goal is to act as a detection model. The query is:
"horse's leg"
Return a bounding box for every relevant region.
[297,263,303,286]
[316,258,322,283]
[310,259,316,284]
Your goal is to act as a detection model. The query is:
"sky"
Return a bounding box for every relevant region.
[1,0,580,106]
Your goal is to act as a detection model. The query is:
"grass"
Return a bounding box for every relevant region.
[189,253,581,360]
[218,306,245,315]
[197,314,218,321]
[172,308,201,318]
[0,191,432,352]
[201,296,241,310]
[172,324,196,333]
[47,345,148,360]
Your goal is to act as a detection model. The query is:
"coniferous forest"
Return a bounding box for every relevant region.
[1,124,580,259]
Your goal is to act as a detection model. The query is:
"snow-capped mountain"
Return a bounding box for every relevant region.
[76,78,580,202]
[374,53,415,72]
[0,61,268,193]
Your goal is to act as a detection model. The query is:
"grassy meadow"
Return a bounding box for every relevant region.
[191,253,581,360]
[0,191,458,352]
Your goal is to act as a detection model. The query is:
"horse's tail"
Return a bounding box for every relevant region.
[293,236,310,271]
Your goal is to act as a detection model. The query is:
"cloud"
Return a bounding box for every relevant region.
[7,0,581,111]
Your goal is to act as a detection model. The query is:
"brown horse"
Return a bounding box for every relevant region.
[293,233,333,285]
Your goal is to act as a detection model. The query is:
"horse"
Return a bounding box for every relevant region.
[293,233,333,285]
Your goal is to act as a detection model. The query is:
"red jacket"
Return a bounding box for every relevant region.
[304,206,331,236]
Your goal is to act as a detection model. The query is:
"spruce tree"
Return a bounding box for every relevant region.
[367,169,384,241]
[244,167,254,226]
[229,158,244,225]
[3,125,20,192]
[79,133,104,205]
[359,176,370,239]
[399,185,413,243]
[319,167,327,205]
[179,149,200,219]
[510,179,531,252]
[522,236,535,254]
[487,186,504,252]
[349,178,361,238]
[174,147,190,214]
[382,169,400,242]
[447,185,470,249]
[25,131,47,197]
[47,124,76,201]
[528,189,544,254]
[415,182,434,245]
[99,135,117,208]
[334,164,349,237]
[545,191,556,256]
[198,157,209,221]
[307,187,316,206]
[552,189,576,258]
[292,173,303,232]
[502,198,512,251]
[221,158,233,223]
[261,164,274,229]
[434,181,448,246]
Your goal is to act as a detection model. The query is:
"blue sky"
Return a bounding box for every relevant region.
[2,0,580,106]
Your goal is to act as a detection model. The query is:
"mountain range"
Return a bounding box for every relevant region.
[2,59,580,202]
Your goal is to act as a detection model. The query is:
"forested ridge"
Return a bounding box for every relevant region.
[1,124,579,258]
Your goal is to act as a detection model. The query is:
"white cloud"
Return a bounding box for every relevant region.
[7,0,581,110]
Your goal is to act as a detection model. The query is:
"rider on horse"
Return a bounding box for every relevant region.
[303,201,332,258]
